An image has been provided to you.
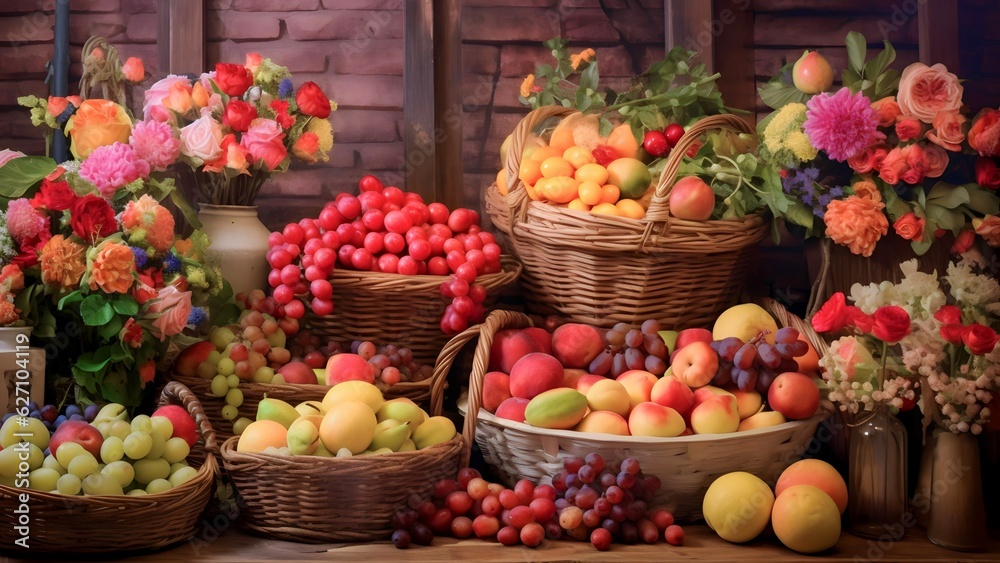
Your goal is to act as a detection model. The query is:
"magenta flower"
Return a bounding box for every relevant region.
[78,142,152,198]
[804,88,885,162]
[5,198,46,242]
[130,120,180,171]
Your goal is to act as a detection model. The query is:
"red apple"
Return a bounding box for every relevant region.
[278,361,320,385]
[668,177,715,221]
[152,404,199,448]
[173,340,216,378]
[49,420,104,459]
[768,372,821,420]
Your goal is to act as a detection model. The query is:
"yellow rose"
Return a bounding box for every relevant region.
[520,75,535,98]
[64,99,132,159]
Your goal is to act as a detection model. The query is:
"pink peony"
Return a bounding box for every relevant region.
[146,285,193,341]
[805,88,885,162]
[241,118,287,171]
[5,198,47,242]
[78,142,151,198]
[130,120,180,171]
[0,149,25,168]
[143,75,193,120]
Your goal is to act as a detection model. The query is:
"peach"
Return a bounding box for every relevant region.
[236,419,288,453]
[670,341,719,388]
[489,329,545,374]
[692,385,734,408]
[575,411,630,436]
[690,395,740,434]
[674,328,713,352]
[738,410,786,431]
[628,402,685,437]
[776,459,848,514]
[703,472,774,543]
[551,323,603,369]
[509,353,565,400]
[771,485,841,553]
[561,368,588,389]
[482,371,512,413]
[585,379,631,417]
[792,51,834,95]
[278,361,320,385]
[712,303,779,345]
[615,370,657,410]
[174,340,215,378]
[668,176,715,221]
[325,353,376,386]
[768,372,820,420]
[494,397,530,423]
[574,374,606,395]
[151,404,199,448]
[650,375,694,417]
[522,327,553,354]
[50,421,103,459]
[731,389,763,420]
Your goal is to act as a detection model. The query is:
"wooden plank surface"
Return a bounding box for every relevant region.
[93,523,1000,563]
[157,0,205,75]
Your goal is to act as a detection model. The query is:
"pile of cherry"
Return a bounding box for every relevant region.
[266,175,504,333]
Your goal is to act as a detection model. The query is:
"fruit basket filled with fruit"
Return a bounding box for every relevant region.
[218,328,477,543]
[458,301,831,521]
[0,382,218,553]
[486,41,777,330]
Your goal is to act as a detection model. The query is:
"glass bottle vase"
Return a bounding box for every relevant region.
[848,406,908,539]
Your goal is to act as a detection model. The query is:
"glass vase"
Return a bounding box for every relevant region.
[848,406,908,539]
[926,429,988,551]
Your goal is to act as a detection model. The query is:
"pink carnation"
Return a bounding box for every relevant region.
[805,88,885,162]
[130,120,180,171]
[78,142,151,198]
[5,198,46,242]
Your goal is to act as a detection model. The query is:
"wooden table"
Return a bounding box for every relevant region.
[86,524,1000,563]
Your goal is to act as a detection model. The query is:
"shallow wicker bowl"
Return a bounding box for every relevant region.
[0,382,219,553]
[462,306,832,521]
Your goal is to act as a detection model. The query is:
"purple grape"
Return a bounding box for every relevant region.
[42,420,53,430]
[69,414,85,422]
[29,410,40,419]
[27,401,38,412]
[65,405,82,418]
[712,364,732,387]
[410,523,433,546]
[715,337,744,363]
[84,404,100,422]
[40,405,59,423]
[1,413,14,423]
[775,327,799,345]
[737,368,757,392]
[756,369,777,394]
[391,529,411,549]
[54,415,67,427]
[757,343,781,369]
[589,351,612,376]
[734,343,757,370]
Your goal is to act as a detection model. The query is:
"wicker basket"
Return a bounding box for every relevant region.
[485,106,771,330]
[461,306,832,521]
[0,382,219,553]
[218,325,478,543]
[304,256,521,366]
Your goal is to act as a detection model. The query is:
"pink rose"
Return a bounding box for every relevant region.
[179,110,224,166]
[922,143,949,178]
[895,118,923,142]
[879,147,909,185]
[896,63,964,123]
[926,111,966,152]
[976,215,1000,247]
[241,118,287,172]
[145,285,193,341]
[143,75,193,120]
[121,57,145,83]
[848,144,889,174]
[245,52,263,73]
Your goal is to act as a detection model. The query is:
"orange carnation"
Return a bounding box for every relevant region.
[121,194,176,253]
[88,242,135,294]
[824,195,889,257]
[40,235,87,289]
[0,300,18,326]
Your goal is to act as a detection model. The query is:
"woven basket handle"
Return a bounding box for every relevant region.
[504,106,579,229]
[461,309,534,468]
[759,297,830,359]
[158,380,219,455]
[644,114,755,222]
[426,324,483,417]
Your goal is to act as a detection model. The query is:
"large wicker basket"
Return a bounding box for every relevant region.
[460,306,832,521]
[0,382,219,553]
[486,106,770,330]
[304,255,521,366]
[218,326,478,543]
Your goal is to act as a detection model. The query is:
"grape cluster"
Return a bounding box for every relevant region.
[389,455,683,551]
[710,327,809,393]
[589,320,669,377]
[289,335,435,386]
[1,402,99,432]
[265,175,504,335]
[238,289,300,336]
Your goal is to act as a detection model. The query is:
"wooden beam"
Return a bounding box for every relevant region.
[433,0,463,210]
[157,0,205,75]
[712,0,756,118]
[918,0,959,70]
[665,0,714,72]
[403,0,437,202]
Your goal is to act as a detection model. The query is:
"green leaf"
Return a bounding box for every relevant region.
[758,82,811,110]
[72,366,98,395]
[882,187,913,220]
[845,32,867,74]
[111,341,133,362]
[80,294,115,326]
[579,61,599,93]
[0,156,57,203]
[598,117,614,138]
[57,289,84,310]
[98,315,124,341]
[926,204,965,232]
[99,366,131,406]
[867,41,896,78]
[112,296,139,316]
[927,183,970,209]
[966,185,1000,215]
[74,346,113,372]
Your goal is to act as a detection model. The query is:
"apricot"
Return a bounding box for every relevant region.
[598,184,620,204]
[563,146,595,169]
[615,198,645,220]
[590,202,621,216]
[670,341,719,388]
[574,373,606,395]
[551,323,603,369]
[607,123,639,159]
[489,329,546,374]
[585,379,631,417]
[540,157,574,179]
[628,402,685,437]
[738,410,786,431]
[690,395,739,434]
[494,397,530,423]
[575,411,630,436]
[517,158,542,187]
[775,459,848,514]
[509,353,565,400]
[574,163,609,186]
[650,375,695,417]
[567,199,591,212]
[731,389,763,420]
[236,420,288,453]
[616,370,658,410]
[577,181,603,206]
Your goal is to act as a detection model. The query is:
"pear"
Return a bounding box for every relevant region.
[287,418,320,455]
[93,403,129,425]
[294,400,325,417]
[256,396,300,429]
[412,416,457,450]
[376,398,426,430]
[369,420,411,452]
[398,439,416,452]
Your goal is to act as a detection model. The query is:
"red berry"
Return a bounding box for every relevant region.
[268,249,291,269]
[428,202,449,224]
[455,262,478,283]
[533,484,556,501]
[465,249,487,273]
[428,223,452,239]
[303,351,326,369]
[384,232,406,254]
[302,238,323,256]
[529,498,555,522]
[363,232,384,254]
[447,209,473,233]
[335,223,355,244]
[336,195,361,220]
[408,239,432,261]
[267,232,284,247]
[279,264,300,286]
[508,505,535,529]
[463,235,483,251]
[313,247,336,270]
[282,223,304,246]
[481,494,502,517]
[443,237,464,255]
[457,467,481,489]
[358,190,386,212]
[397,256,419,275]
[358,174,383,192]
[472,515,500,539]
[267,269,282,288]
[304,265,325,282]
[403,202,429,226]
[642,130,669,158]
[665,524,684,546]
[664,123,685,147]
[428,256,449,276]
[283,299,305,319]
[468,284,487,304]
[519,522,544,548]
[451,516,474,539]
[590,527,612,551]
[378,253,400,273]
[497,525,519,546]
[310,279,333,300]
[382,186,405,206]
[318,206,344,231]
[362,209,385,232]
[321,230,341,249]
[311,297,334,316]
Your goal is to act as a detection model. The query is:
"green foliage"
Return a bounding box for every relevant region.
[842,31,900,101]
[757,60,812,111]
[0,156,58,207]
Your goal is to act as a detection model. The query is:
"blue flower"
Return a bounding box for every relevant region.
[188,307,208,326]
[801,193,815,206]
[828,186,845,198]
[163,253,182,274]
[801,166,820,181]
[818,193,834,207]
[813,207,825,218]
[131,246,148,269]
[278,78,294,99]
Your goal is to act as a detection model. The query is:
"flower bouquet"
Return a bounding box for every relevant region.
[141,53,336,206]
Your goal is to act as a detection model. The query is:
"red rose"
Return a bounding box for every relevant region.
[269,100,294,130]
[951,229,975,254]
[295,81,331,119]
[969,108,1000,157]
[214,62,254,98]
[11,227,51,269]
[223,100,257,132]
[70,194,117,241]
[975,158,1000,190]
[32,179,79,211]
[871,306,912,343]
[847,306,875,333]
[810,292,849,333]
[133,282,156,305]
[934,305,962,325]
[940,323,970,345]
[963,324,1000,355]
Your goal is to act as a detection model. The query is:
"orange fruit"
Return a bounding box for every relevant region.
[607,123,640,159]
[539,176,580,204]
[563,146,595,169]
[530,146,562,162]
[577,181,603,206]
[615,198,646,220]
[540,157,575,179]
[599,184,620,204]
[567,198,591,212]
[527,178,545,201]
[549,128,576,152]
[574,162,610,185]
[518,158,543,187]
[496,169,508,195]
[590,203,621,216]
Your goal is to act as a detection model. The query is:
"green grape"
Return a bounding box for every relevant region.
[145,478,173,494]
[196,361,217,379]
[26,443,43,471]
[109,420,132,440]
[150,416,174,442]
[170,461,189,474]
[210,374,229,397]
[168,466,199,487]
[55,442,89,470]
[217,357,236,376]
[131,415,153,434]
[225,388,244,407]
[133,458,170,485]
[100,436,125,464]
[146,431,167,459]
[207,350,223,365]
[67,452,99,479]
[252,366,275,383]
[221,405,239,421]
[232,417,252,435]
[226,374,240,388]
[162,437,191,464]
[126,489,148,497]
[123,431,153,460]
[82,473,124,496]
[56,473,82,495]
[101,460,135,488]
[42,454,66,475]
[96,420,114,438]
[29,467,61,492]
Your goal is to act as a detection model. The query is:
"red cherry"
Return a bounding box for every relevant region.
[482,242,501,263]
[428,223,452,239]
[272,284,294,304]
[443,237,464,255]
[428,202,449,225]
[405,226,428,245]
[310,279,333,300]
[304,265,326,282]
[358,174,384,192]
[267,232,285,247]
[428,235,446,256]
[335,223,355,244]
[282,223,304,246]
[279,264,300,286]
[318,206,344,231]
[351,248,374,270]
[337,244,356,267]
[642,130,669,158]
[455,262,478,283]
[384,210,413,235]
[397,256,419,275]
[378,253,400,273]
[448,209,473,233]
[477,231,496,246]
[267,269,282,288]
[407,239,430,261]
[446,250,466,273]
[358,190,386,212]
[364,232,385,254]
[362,209,385,232]
[465,249,487,273]
[382,186,405,206]
[268,249,292,269]
[284,299,305,319]
[313,248,336,270]
[664,123,685,147]
[405,191,425,204]
[336,195,361,220]
[302,238,323,256]
[468,284,487,304]
[463,235,483,251]
[449,276,469,297]
[428,256,449,276]
[311,298,334,316]
[403,203,429,226]
[321,230,341,249]
[383,232,405,254]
